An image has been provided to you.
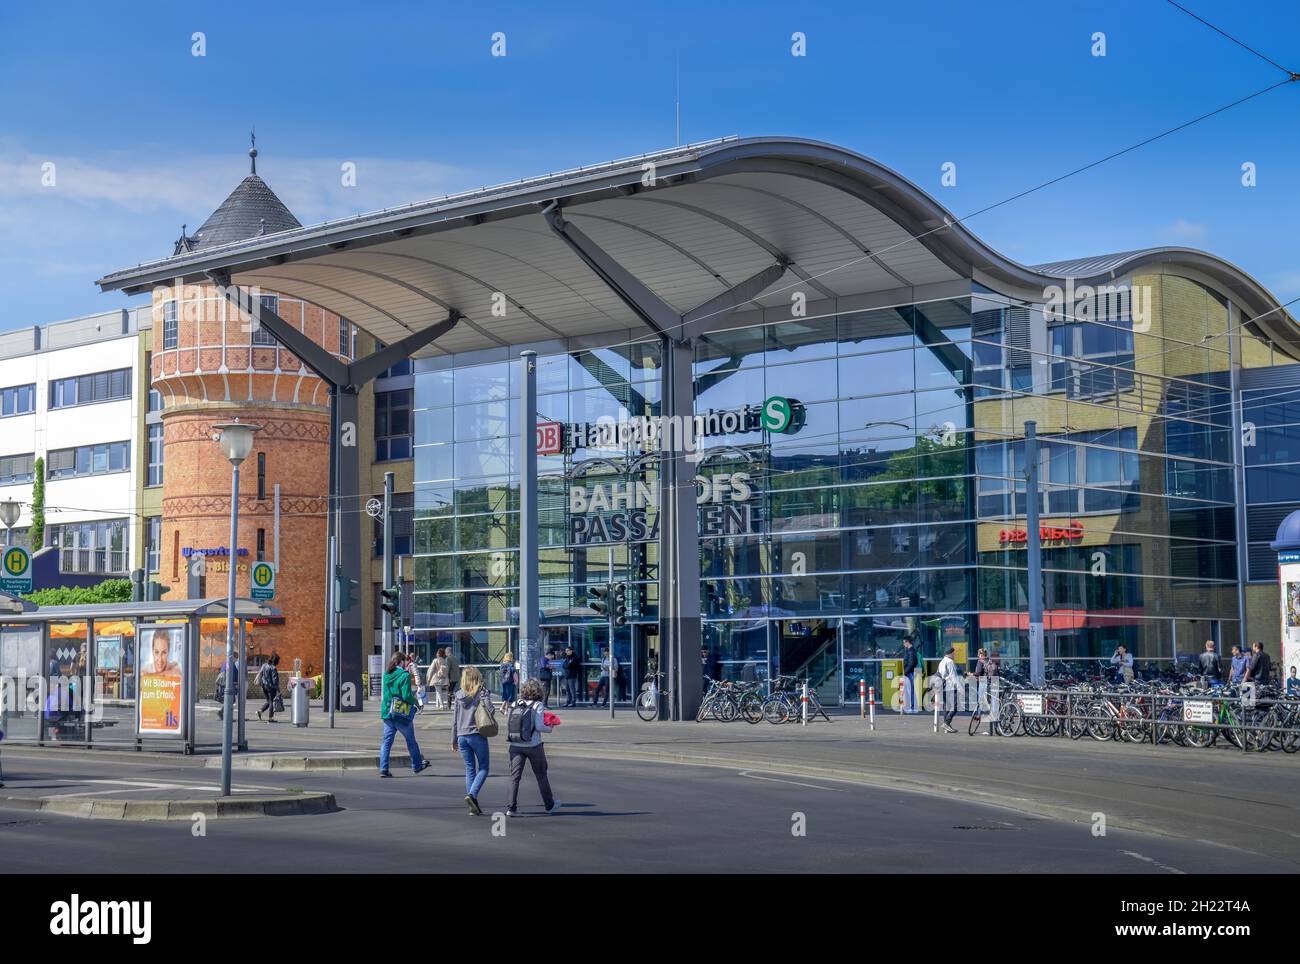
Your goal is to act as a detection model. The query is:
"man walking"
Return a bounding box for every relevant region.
[935,646,960,733]
[592,646,614,707]
[538,648,554,708]
[901,637,919,714]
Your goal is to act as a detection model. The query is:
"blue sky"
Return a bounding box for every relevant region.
[1,0,1297,328]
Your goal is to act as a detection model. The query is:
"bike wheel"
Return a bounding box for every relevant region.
[740,693,764,724]
[762,696,790,724]
[995,700,1022,736]
[716,694,739,723]
[1087,702,1117,741]
[636,690,658,722]
[1183,724,1216,748]
[967,711,983,736]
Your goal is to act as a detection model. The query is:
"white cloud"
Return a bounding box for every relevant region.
[1156,219,1207,243]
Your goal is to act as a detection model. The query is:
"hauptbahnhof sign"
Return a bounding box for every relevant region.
[553,396,801,546]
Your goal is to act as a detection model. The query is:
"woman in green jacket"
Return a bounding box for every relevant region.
[380,653,430,778]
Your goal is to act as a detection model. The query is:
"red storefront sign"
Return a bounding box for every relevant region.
[536,421,562,456]
[998,519,1085,544]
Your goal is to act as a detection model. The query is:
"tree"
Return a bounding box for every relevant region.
[29,457,44,550]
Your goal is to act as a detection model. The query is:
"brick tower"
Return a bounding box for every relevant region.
[153,142,346,674]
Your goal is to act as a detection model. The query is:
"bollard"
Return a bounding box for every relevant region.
[932,682,940,733]
[859,678,866,718]
[801,681,808,727]
[868,686,876,731]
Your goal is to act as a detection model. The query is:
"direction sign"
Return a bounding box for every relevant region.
[0,545,31,594]
[250,561,276,601]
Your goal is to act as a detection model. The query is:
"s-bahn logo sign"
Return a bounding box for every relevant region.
[569,472,754,546]
[537,396,804,457]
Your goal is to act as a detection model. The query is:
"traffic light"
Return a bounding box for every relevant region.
[144,580,170,602]
[613,582,628,626]
[380,583,401,620]
[588,584,610,617]
[334,564,360,613]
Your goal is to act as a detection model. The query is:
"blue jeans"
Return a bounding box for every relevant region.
[458,733,490,797]
[903,670,918,713]
[380,716,424,772]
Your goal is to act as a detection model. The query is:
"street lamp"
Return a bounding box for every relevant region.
[212,420,260,796]
[0,500,20,547]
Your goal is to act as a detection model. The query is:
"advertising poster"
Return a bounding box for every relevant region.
[1278,552,1300,682]
[136,624,186,737]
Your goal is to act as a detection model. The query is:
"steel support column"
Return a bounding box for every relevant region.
[336,387,363,709]
[518,351,539,684]
[660,338,702,720]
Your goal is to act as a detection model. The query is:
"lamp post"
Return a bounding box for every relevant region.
[212,420,260,796]
[0,499,19,547]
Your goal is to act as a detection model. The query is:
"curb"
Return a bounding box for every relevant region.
[0,791,337,821]
[204,754,397,772]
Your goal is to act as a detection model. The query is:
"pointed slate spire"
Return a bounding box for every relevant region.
[178,138,301,254]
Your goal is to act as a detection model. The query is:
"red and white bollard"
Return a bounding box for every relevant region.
[801,681,808,727]
[859,678,866,718]
[868,686,876,731]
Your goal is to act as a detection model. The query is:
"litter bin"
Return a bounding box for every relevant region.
[291,677,314,728]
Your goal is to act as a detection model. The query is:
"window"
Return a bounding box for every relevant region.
[256,527,266,562]
[252,295,279,346]
[47,441,131,479]
[145,351,163,412]
[146,516,161,574]
[375,389,413,461]
[0,453,34,484]
[340,318,351,358]
[48,368,132,408]
[257,452,266,500]
[147,423,164,487]
[162,300,178,350]
[373,340,412,378]
[0,384,35,417]
[49,519,128,574]
[977,428,1139,518]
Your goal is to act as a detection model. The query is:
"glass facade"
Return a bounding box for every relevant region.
[410,278,1258,702]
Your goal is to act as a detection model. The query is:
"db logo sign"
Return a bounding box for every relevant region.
[536,421,562,456]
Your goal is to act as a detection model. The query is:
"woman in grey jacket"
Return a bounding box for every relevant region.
[450,666,494,815]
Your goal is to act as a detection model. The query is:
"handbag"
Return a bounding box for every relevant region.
[388,695,415,721]
[273,693,286,713]
[473,696,498,737]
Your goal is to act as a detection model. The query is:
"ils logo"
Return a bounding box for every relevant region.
[165,709,179,728]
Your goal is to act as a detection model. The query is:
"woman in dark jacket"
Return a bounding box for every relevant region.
[256,653,281,722]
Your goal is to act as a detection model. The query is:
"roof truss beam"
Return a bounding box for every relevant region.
[543,202,784,344]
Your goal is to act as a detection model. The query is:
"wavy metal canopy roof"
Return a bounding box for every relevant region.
[97,136,1298,356]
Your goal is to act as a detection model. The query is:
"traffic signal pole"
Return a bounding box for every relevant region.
[381,471,394,674]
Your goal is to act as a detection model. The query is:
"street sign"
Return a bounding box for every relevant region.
[0,545,31,594]
[365,498,383,519]
[1017,693,1045,715]
[536,421,562,455]
[1182,699,1214,724]
[250,561,276,601]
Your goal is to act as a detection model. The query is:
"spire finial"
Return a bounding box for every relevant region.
[249,128,258,175]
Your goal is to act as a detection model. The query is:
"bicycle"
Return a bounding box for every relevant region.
[636,672,667,721]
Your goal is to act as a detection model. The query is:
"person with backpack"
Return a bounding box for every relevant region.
[380,653,431,778]
[499,651,518,703]
[255,653,281,722]
[450,665,496,815]
[505,678,562,817]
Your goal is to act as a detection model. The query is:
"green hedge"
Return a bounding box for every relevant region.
[25,578,134,607]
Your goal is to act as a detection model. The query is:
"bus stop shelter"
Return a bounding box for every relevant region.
[0,596,272,754]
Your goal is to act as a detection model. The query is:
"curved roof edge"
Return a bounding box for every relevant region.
[95,135,1296,351]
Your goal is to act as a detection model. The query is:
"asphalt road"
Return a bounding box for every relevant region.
[0,752,1290,873]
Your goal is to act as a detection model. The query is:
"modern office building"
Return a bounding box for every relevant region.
[0,306,157,582]
[93,137,1300,708]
